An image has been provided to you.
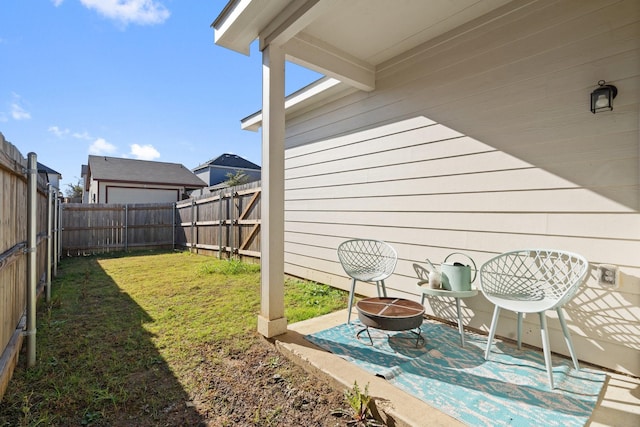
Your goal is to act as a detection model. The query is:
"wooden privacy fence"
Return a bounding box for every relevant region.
[60,181,262,260]
[62,203,176,254]
[0,134,61,400]
[175,181,261,259]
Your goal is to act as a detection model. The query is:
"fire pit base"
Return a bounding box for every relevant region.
[356,297,425,347]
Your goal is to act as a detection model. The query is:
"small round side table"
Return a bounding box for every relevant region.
[417,283,477,347]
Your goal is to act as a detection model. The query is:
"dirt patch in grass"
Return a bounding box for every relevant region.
[97,337,349,427]
[186,340,347,426]
[0,251,354,426]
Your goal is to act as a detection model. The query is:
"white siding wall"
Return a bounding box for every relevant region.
[105,187,179,204]
[96,181,181,204]
[282,0,640,376]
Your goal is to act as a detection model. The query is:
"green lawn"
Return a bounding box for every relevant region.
[0,250,348,426]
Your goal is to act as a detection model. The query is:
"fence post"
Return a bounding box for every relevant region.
[46,184,53,303]
[230,191,236,258]
[218,193,223,259]
[56,195,61,263]
[190,198,196,253]
[124,204,128,252]
[26,153,37,367]
[172,202,176,250]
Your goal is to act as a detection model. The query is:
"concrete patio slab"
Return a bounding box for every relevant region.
[272,310,640,427]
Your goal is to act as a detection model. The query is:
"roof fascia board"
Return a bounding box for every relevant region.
[284,33,375,92]
[213,0,290,55]
[212,0,254,54]
[258,0,334,50]
[241,76,355,131]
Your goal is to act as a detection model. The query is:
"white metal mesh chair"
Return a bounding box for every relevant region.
[479,249,589,389]
[337,239,398,324]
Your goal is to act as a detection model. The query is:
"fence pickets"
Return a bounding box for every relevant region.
[61,203,176,254]
[175,181,261,259]
[0,135,58,401]
[60,181,261,259]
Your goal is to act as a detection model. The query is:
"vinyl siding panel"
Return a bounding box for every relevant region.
[281,0,640,376]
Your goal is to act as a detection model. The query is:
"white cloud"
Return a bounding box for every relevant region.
[89,138,118,155]
[80,0,170,26]
[72,131,92,140]
[7,93,31,121]
[48,125,70,137]
[130,143,160,160]
[51,0,64,6]
[49,126,94,140]
[10,103,31,120]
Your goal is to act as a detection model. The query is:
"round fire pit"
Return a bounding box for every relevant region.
[355,297,425,346]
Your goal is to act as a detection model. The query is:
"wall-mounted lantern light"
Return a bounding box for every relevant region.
[590,80,617,114]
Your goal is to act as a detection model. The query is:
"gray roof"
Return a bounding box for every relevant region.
[88,156,206,188]
[193,153,260,171]
[37,162,61,176]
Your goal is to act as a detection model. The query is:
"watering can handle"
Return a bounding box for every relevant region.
[444,252,477,283]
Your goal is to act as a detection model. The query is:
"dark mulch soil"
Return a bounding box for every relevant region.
[109,338,351,427]
[1,339,355,427]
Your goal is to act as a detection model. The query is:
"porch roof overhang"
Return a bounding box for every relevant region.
[211,0,516,95]
[213,0,516,127]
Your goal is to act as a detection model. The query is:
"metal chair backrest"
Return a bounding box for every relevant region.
[337,239,398,283]
[479,249,589,310]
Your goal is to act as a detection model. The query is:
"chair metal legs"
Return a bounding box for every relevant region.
[558,308,580,370]
[485,307,556,389]
[486,308,578,389]
[347,278,357,324]
[516,312,523,350]
[347,279,388,324]
[484,305,501,360]
[541,310,580,389]
[539,312,554,389]
[377,279,388,298]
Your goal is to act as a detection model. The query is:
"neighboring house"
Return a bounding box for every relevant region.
[213,0,640,377]
[80,165,89,203]
[37,162,62,190]
[82,155,206,204]
[192,153,261,187]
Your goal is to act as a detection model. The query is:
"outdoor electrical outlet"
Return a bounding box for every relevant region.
[598,264,619,289]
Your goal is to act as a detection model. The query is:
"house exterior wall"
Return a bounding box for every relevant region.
[41,173,61,191]
[90,181,184,204]
[194,165,262,186]
[194,169,211,186]
[88,176,98,203]
[281,0,640,376]
[104,186,179,204]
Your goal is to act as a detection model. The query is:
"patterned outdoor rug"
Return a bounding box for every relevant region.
[305,321,606,426]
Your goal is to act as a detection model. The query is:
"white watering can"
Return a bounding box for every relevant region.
[425,253,477,291]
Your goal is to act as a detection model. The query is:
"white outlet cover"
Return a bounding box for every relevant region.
[597,264,620,289]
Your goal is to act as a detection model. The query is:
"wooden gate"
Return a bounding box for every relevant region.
[175,182,261,259]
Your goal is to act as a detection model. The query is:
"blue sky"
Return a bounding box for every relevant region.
[0,0,321,193]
